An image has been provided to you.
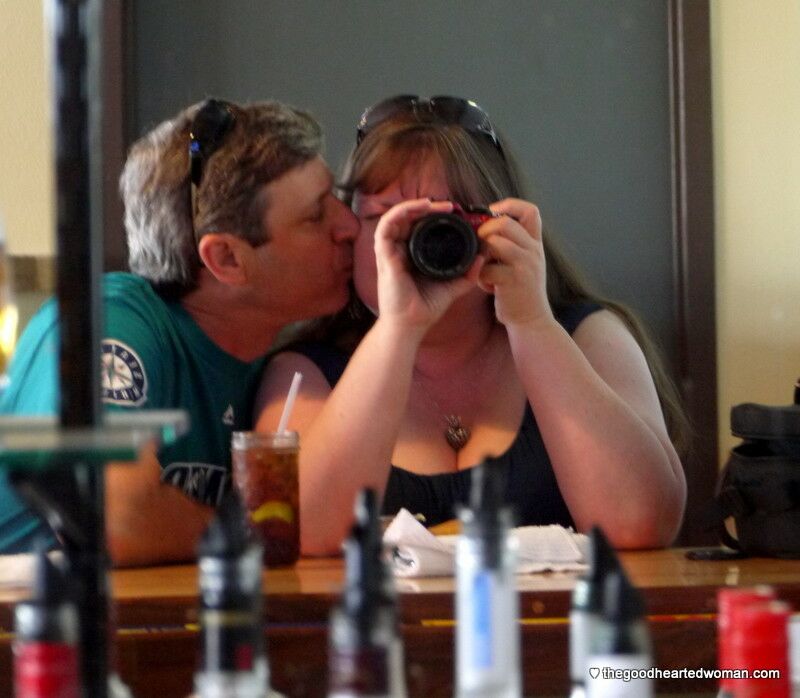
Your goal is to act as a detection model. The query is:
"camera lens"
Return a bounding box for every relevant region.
[408,213,479,280]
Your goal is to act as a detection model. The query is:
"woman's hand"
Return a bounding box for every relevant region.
[374,198,482,330]
[478,198,554,328]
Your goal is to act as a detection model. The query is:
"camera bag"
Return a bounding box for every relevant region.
[715,389,800,558]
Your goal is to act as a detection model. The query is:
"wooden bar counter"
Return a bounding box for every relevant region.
[1,549,799,697]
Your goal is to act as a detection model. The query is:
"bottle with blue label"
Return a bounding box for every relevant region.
[455,458,521,698]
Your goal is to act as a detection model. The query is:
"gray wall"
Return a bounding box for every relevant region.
[131,0,675,360]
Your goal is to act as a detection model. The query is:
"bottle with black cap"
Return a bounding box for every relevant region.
[455,458,520,698]
[13,544,79,698]
[569,526,621,698]
[328,489,407,698]
[194,492,274,698]
[585,569,653,698]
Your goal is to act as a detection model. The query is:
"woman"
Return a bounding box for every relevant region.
[255,95,687,555]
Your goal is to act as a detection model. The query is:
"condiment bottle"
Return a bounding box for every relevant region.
[570,526,621,698]
[455,458,521,698]
[194,493,270,698]
[717,587,777,698]
[789,613,800,698]
[13,547,80,698]
[328,489,407,698]
[586,570,653,698]
[728,600,791,698]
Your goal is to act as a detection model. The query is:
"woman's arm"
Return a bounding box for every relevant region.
[507,311,685,548]
[254,322,421,556]
[480,198,685,548]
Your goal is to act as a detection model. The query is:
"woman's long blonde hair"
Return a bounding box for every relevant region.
[300,113,690,455]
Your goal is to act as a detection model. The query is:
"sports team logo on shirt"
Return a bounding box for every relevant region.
[101,339,148,406]
[161,462,229,506]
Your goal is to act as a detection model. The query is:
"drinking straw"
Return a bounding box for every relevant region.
[277,371,303,434]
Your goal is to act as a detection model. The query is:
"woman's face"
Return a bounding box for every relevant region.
[350,154,451,312]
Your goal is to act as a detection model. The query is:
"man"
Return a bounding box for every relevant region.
[0,99,358,564]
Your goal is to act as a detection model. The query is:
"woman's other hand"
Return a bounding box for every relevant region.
[479,198,553,328]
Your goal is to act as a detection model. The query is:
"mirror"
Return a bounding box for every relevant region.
[0,1,719,545]
[123,1,716,544]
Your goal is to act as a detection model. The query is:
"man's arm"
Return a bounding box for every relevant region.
[104,441,214,567]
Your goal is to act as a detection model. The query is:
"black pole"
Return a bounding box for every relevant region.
[50,1,108,696]
[53,0,101,424]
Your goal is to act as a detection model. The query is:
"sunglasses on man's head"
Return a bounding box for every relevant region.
[356,95,504,158]
[189,99,236,239]
[189,98,236,188]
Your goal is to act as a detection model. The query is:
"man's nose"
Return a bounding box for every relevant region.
[332,199,359,242]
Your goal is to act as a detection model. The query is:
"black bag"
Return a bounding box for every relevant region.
[715,384,800,558]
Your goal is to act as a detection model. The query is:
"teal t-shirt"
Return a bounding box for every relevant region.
[0,272,268,552]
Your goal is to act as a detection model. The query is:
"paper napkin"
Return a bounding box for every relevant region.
[383,508,588,578]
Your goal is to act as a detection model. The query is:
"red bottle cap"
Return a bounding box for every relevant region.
[717,586,777,692]
[13,642,79,698]
[728,601,791,697]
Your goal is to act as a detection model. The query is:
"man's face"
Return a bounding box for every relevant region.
[250,156,358,322]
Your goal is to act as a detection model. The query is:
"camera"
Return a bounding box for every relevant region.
[407,204,495,280]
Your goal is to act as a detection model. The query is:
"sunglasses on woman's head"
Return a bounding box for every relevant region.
[356,95,504,158]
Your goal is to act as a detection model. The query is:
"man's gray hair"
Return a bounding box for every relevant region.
[119,100,323,294]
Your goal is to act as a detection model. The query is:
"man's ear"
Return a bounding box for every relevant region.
[197,233,250,286]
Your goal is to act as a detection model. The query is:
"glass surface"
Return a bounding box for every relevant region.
[0,410,189,469]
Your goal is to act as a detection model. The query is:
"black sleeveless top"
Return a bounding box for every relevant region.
[288,303,601,527]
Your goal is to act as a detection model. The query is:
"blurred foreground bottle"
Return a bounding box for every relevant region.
[726,598,791,698]
[569,527,621,698]
[195,494,276,698]
[13,546,79,698]
[328,489,407,698]
[717,587,777,698]
[0,220,19,383]
[789,613,800,698]
[585,570,653,698]
[455,459,521,698]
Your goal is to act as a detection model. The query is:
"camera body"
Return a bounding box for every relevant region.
[407,204,495,280]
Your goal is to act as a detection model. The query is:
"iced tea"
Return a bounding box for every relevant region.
[231,431,299,567]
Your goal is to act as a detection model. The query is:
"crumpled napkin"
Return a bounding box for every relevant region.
[383,508,588,578]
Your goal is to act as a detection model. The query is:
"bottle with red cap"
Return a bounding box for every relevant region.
[717,587,778,698]
[730,600,791,697]
[13,547,80,698]
[717,587,792,698]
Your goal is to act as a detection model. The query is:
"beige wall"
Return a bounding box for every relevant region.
[711,0,800,462]
[0,0,53,256]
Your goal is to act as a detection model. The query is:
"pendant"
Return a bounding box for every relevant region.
[444,415,471,452]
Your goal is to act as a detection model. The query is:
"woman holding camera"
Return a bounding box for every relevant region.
[255,95,687,555]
